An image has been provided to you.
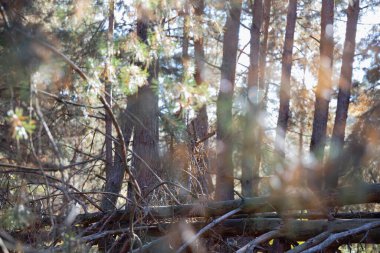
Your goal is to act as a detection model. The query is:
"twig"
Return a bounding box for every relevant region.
[237,228,280,253]
[37,89,104,109]
[195,131,216,146]
[131,236,169,253]
[0,155,102,172]
[176,207,242,253]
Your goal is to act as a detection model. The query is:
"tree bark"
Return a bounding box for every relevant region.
[242,0,263,197]
[274,0,297,157]
[215,0,243,201]
[309,0,335,191]
[327,0,360,190]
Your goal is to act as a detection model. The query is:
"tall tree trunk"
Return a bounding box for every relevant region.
[274,0,297,157]
[241,0,263,197]
[132,18,160,196]
[101,0,124,212]
[215,0,243,201]
[193,0,208,145]
[308,0,334,190]
[99,2,124,251]
[272,0,297,243]
[326,0,360,190]
[192,0,212,195]
[182,0,190,75]
[259,0,271,98]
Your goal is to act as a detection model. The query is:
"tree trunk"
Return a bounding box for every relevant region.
[101,0,123,212]
[215,0,243,201]
[192,0,212,196]
[182,0,190,75]
[272,1,298,242]
[274,0,297,157]
[242,0,263,197]
[258,0,271,97]
[326,0,360,190]
[99,2,124,251]
[131,19,160,196]
[309,0,334,190]
[77,183,380,224]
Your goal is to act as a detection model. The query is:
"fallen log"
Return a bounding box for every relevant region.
[125,218,380,253]
[74,183,380,225]
[143,218,380,240]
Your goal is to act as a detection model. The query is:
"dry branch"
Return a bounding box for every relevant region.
[237,229,280,253]
[176,207,242,253]
[301,221,380,253]
[286,231,331,253]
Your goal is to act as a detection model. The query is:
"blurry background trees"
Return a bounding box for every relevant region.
[1,0,380,252]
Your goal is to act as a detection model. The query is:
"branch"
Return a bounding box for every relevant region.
[237,229,280,253]
[286,231,331,253]
[176,207,242,253]
[302,221,380,253]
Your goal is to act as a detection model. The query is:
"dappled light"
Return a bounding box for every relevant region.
[0,0,380,252]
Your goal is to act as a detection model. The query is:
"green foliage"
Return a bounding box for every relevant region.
[119,65,149,94]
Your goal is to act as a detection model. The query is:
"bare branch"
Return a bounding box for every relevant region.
[176,207,242,253]
[302,221,380,253]
[237,229,280,253]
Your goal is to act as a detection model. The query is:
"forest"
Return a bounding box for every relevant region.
[0,0,380,252]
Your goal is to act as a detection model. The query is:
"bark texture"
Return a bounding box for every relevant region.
[215,0,243,200]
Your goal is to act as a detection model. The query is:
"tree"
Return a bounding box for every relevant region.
[241,0,263,197]
[215,0,243,201]
[274,0,298,157]
[191,0,212,196]
[131,12,160,196]
[326,0,361,190]
[308,0,335,190]
[100,0,123,212]
[259,0,272,102]
[1,1,380,252]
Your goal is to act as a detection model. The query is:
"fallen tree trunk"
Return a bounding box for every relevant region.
[74,183,380,225]
[142,218,380,240]
[123,218,380,253]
